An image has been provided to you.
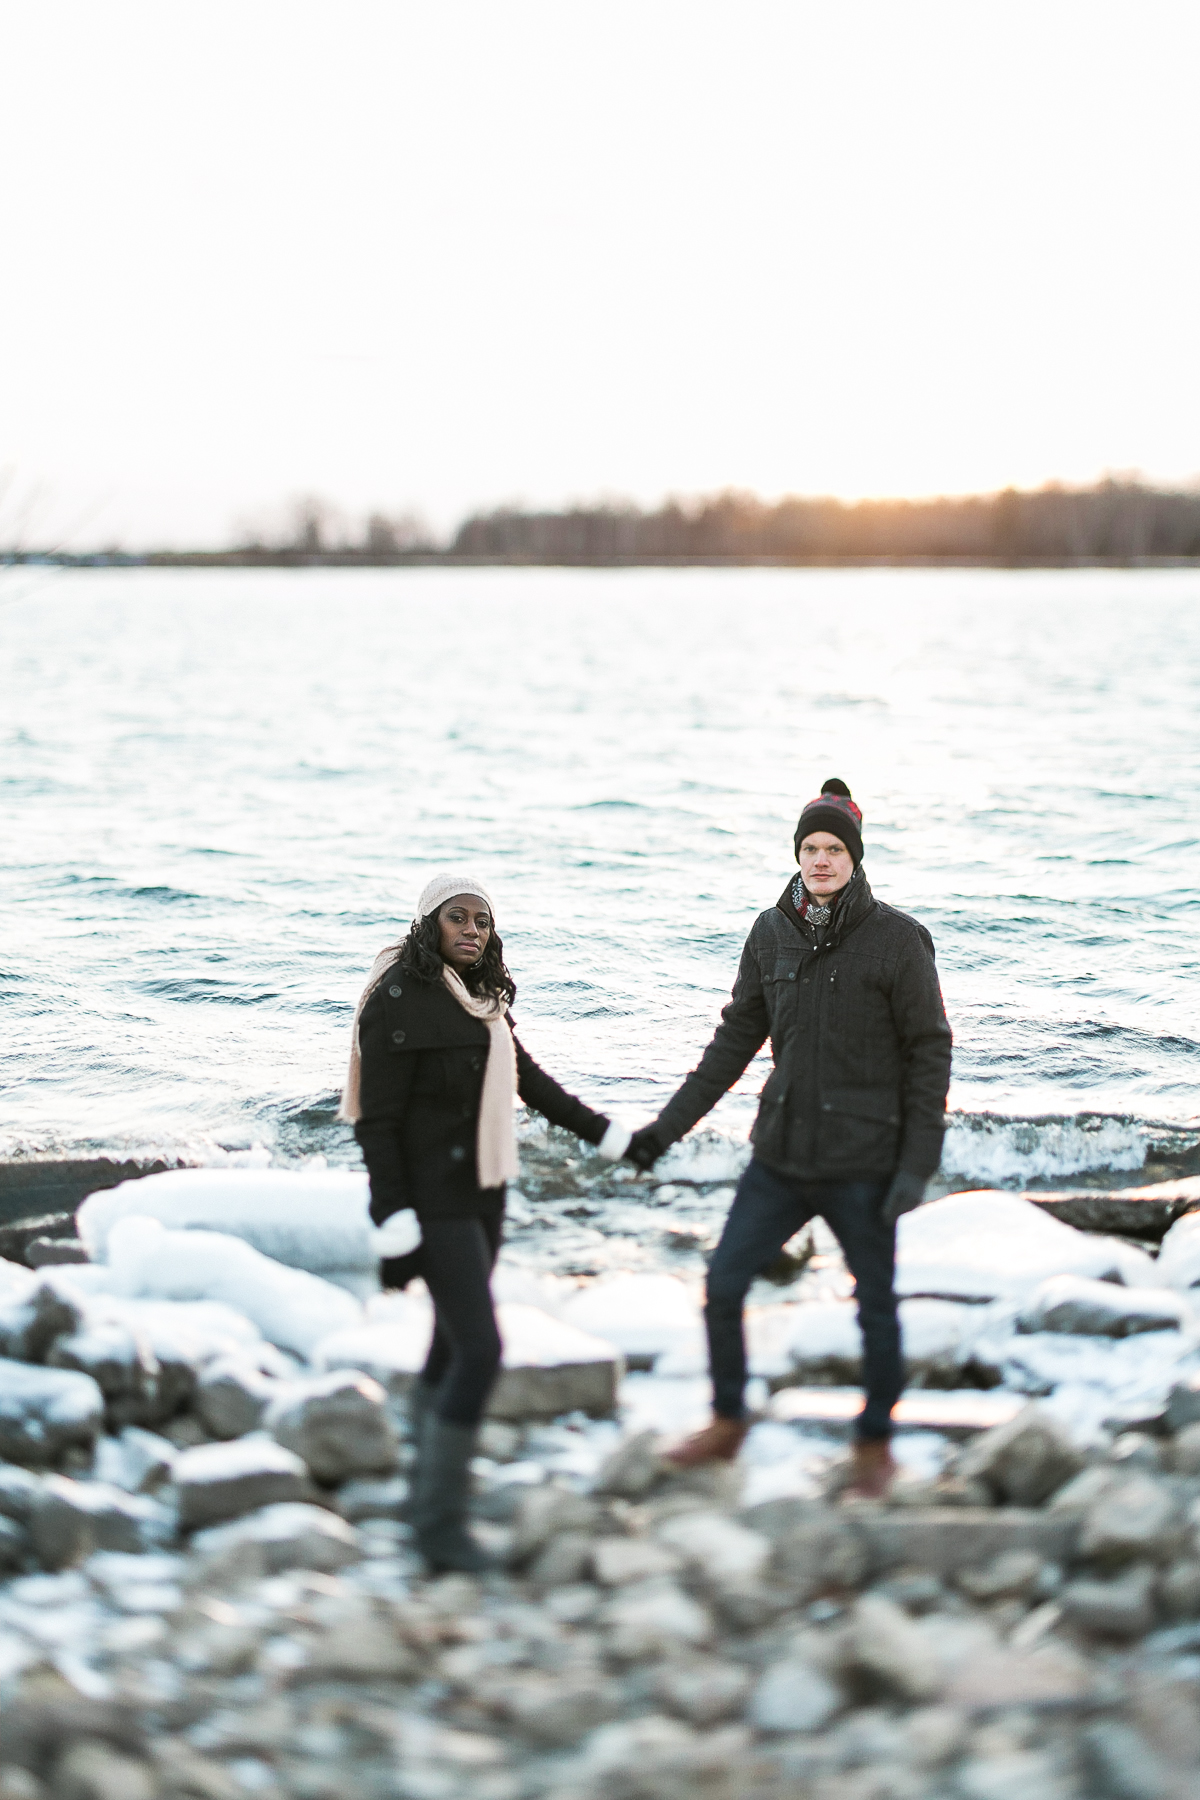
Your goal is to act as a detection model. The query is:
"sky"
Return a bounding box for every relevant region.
[1,2,1198,549]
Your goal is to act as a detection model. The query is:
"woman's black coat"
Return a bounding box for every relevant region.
[353,971,610,1223]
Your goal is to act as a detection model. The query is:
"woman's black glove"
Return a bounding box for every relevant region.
[626,1124,668,1172]
[881,1169,927,1226]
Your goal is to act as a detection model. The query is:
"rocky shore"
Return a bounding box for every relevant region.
[3,1168,1200,1797]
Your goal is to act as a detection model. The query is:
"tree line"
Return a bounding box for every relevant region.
[449,480,1200,563]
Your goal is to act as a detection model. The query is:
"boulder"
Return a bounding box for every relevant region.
[317,1296,620,1421]
[842,1594,945,1702]
[508,1485,601,1567]
[853,1509,1079,1580]
[0,1277,85,1361]
[194,1356,280,1439]
[0,1357,105,1465]
[599,1579,714,1660]
[92,1426,177,1494]
[1025,1178,1200,1240]
[954,1403,1084,1504]
[592,1429,663,1499]
[172,1435,312,1530]
[190,1502,363,1577]
[591,1537,681,1586]
[335,1474,408,1523]
[29,1475,171,1569]
[1060,1566,1157,1639]
[1016,1275,1188,1337]
[0,1462,46,1522]
[653,1659,752,1727]
[1164,1372,1200,1434]
[896,1191,1155,1302]
[47,1322,169,1428]
[1155,1211,1200,1291]
[265,1370,399,1484]
[654,1511,771,1586]
[745,1498,869,1601]
[750,1657,841,1733]
[1078,1474,1183,1567]
[0,1513,28,1571]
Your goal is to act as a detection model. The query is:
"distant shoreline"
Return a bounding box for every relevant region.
[6,551,1200,572]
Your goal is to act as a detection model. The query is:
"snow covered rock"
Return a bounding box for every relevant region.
[29,1475,171,1568]
[1078,1473,1183,1567]
[194,1357,281,1439]
[190,1502,363,1578]
[265,1370,399,1484]
[76,1166,378,1280]
[1156,1213,1200,1292]
[555,1274,704,1374]
[1017,1276,1190,1338]
[95,1215,361,1360]
[773,1296,986,1388]
[0,1277,84,1363]
[92,1426,177,1494]
[897,1191,1156,1302]
[0,1357,105,1466]
[954,1403,1084,1505]
[173,1435,313,1530]
[843,1594,945,1702]
[47,1320,184,1429]
[1060,1566,1157,1639]
[316,1294,620,1421]
[750,1657,841,1733]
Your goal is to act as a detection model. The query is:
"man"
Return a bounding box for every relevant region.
[628,779,952,1498]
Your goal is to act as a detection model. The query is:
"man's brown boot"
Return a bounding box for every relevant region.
[842,1437,898,1501]
[665,1416,749,1468]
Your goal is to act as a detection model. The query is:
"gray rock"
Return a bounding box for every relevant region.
[53,1739,158,1800]
[653,1657,752,1726]
[600,1578,714,1660]
[956,1749,1075,1800]
[1165,1371,1200,1433]
[1081,1720,1171,1800]
[750,1656,841,1733]
[1079,1473,1182,1566]
[747,1501,868,1601]
[190,1501,363,1577]
[0,1277,84,1361]
[0,1512,28,1571]
[25,1235,88,1265]
[29,1474,172,1569]
[1060,1565,1157,1639]
[1157,1557,1200,1619]
[194,1356,279,1439]
[528,1530,598,1588]
[173,1434,312,1530]
[1017,1275,1188,1337]
[592,1429,662,1499]
[0,1356,105,1465]
[48,1323,165,1429]
[265,1370,399,1484]
[92,1426,177,1494]
[955,1403,1085,1505]
[842,1593,944,1701]
[957,1549,1044,1602]
[944,1640,1096,1711]
[481,1670,621,1747]
[592,1536,681,1586]
[856,1507,1078,1579]
[335,1473,408,1522]
[0,1462,46,1522]
[1169,1419,1200,1474]
[509,1484,600,1565]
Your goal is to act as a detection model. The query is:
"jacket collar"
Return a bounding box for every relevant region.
[775,863,875,947]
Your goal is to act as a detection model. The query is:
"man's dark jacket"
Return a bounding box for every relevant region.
[653,869,952,1180]
[354,973,609,1223]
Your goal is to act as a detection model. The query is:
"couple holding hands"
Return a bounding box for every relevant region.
[341,780,953,1573]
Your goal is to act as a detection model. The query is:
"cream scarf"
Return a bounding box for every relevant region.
[339,956,518,1191]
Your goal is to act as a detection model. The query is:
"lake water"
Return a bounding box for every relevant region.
[1,564,1198,1239]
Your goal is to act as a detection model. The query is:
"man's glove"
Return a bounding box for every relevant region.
[881,1169,927,1226]
[626,1124,668,1172]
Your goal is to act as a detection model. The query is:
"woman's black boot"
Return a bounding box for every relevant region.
[410,1418,491,1574]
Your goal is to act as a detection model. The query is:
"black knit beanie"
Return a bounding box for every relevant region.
[793,778,864,866]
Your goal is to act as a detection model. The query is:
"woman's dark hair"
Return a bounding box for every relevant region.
[392,906,516,1005]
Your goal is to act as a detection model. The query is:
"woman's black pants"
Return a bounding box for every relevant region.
[414,1211,504,1428]
[705,1158,901,1440]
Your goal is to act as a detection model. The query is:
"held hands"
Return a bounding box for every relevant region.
[881,1169,927,1226]
[625,1124,667,1172]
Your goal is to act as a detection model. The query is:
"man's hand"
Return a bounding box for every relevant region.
[626,1125,667,1172]
[881,1169,927,1226]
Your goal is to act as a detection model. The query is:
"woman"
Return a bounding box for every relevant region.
[340,873,630,1573]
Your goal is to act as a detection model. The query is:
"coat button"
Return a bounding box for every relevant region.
[388,984,402,998]
[470,1056,482,1071]
[788,972,796,981]
[391,1029,406,1045]
[449,1146,466,1163]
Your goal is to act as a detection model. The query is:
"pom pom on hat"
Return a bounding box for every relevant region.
[793,779,864,866]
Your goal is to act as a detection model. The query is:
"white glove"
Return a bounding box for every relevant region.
[370,1209,422,1259]
[597,1121,632,1162]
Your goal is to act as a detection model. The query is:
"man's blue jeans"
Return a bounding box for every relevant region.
[705,1158,901,1440]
